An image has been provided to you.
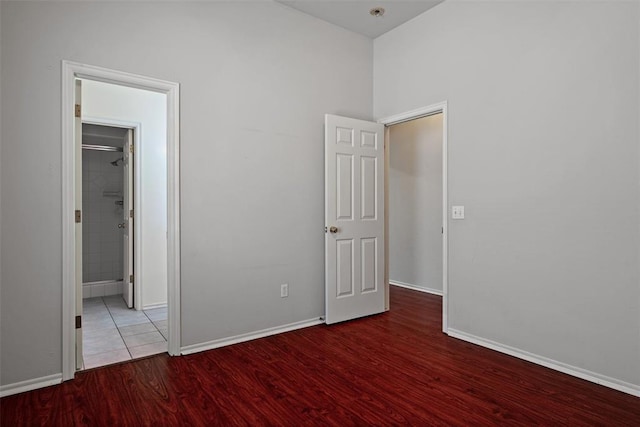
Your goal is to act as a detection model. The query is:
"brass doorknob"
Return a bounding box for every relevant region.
[329,226,338,234]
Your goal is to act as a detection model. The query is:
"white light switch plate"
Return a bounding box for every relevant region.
[452,206,465,219]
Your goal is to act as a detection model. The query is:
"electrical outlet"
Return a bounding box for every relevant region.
[280,283,289,298]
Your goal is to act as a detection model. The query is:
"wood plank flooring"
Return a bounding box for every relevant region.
[2,286,639,426]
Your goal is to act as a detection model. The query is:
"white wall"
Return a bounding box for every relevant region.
[0,1,372,386]
[83,80,167,309]
[389,114,443,293]
[375,1,640,389]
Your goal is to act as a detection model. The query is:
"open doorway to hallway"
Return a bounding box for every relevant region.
[388,113,444,295]
[323,106,447,328]
[385,109,446,327]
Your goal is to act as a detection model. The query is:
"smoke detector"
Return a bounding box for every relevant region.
[369,7,385,18]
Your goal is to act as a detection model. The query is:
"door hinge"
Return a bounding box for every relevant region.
[130,274,134,284]
[75,210,82,223]
[75,104,81,118]
[129,144,134,154]
[75,315,82,329]
[129,209,134,218]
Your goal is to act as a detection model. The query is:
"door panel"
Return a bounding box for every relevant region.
[123,130,134,308]
[336,154,353,220]
[360,156,377,219]
[325,114,385,324]
[361,237,377,293]
[336,239,354,297]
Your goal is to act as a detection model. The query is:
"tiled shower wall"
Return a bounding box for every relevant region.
[82,150,125,287]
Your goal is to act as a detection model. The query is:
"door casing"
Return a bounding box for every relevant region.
[62,61,181,380]
[378,101,449,333]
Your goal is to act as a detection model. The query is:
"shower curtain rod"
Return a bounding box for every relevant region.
[82,144,123,152]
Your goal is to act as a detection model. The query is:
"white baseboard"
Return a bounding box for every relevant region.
[448,328,640,398]
[143,302,168,310]
[181,318,324,356]
[83,280,123,299]
[390,280,443,296]
[0,373,62,398]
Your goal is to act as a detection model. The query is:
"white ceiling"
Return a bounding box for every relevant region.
[276,0,443,38]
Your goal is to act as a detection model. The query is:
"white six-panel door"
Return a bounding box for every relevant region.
[325,114,385,324]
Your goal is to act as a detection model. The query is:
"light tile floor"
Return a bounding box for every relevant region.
[82,295,168,370]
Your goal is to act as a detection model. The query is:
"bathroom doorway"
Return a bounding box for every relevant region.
[62,61,180,380]
[77,79,169,370]
[81,123,130,302]
[80,122,168,370]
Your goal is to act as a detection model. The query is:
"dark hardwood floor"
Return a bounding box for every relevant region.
[2,286,639,426]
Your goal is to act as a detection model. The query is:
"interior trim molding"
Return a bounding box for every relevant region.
[181,318,324,356]
[143,303,168,311]
[390,280,443,296]
[448,328,640,398]
[0,374,63,398]
[377,102,447,127]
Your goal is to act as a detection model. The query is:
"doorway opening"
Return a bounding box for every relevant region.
[81,123,130,300]
[323,105,447,328]
[62,61,181,380]
[79,122,169,369]
[380,102,448,332]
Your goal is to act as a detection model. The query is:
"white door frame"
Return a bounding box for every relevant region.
[61,61,181,380]
[83,117,143,310]
[378,101,449,333]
